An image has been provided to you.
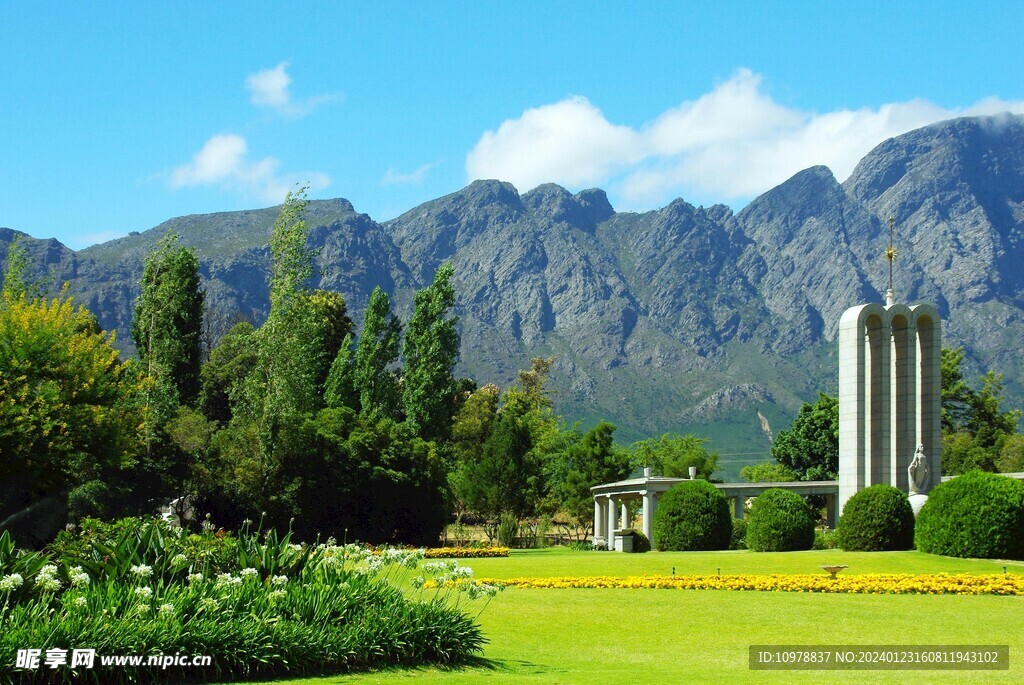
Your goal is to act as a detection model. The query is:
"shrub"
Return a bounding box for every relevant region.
[813,528,840,550]
[838,485,915,551]
[567,541,594,551]
[746,489,815,552]
[730,518,747,550]
[496,513,519,548]
[915,470,1024,560]
[652,480,731,551]
[629,530,651,553]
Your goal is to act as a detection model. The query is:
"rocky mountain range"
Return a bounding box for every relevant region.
[3,114,1023,478]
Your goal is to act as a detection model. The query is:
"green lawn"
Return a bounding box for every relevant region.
[230,549,1024,685]
[460,546,1024,578]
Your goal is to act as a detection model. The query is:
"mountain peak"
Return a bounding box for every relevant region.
[521,184,614,231]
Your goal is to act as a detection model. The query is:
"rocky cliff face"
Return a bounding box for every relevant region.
[2,115,1022,476]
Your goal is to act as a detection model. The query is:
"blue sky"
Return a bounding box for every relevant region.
[2,1,1023,249]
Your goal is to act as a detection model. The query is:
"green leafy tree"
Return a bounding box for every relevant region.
[941,347,974,432]
[996,434,1024,473]
[460,410,539,520]
[631,433,718,479]
[199,321,259,424]
[0,284,144,524]
[449,384,500,517]
[402,263,460,441]
[131,233,205,409]
[739,461,799,483]
[354,287,402,419]
[300,289,354,397]
[940,347,1021,474]
[0,237,49,301]
[324,332,358,410]
[770,393,839,481]
[549,421,632,539]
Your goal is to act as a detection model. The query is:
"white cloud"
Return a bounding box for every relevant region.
[381,161,440,186]
[170,134,330,203]
[245,62,341,117]
[247,62,291,107]
[466,96,643,190]
[466,69,1024,207]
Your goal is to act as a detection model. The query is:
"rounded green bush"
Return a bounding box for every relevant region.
[838,484,915,551]
[746,489,815,552]
[915,470,1024,560]
[652,480,731,551]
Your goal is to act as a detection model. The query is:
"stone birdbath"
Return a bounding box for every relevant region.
[820,565,848,579]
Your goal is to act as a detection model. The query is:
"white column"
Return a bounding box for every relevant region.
[606,496,617,548]
[839,305,876,512]
[914,307,942,492]
[642,491,654,543]
[889,307,916,491]
[620,502,630,530]
[866,313,891,487]
[732,495,744,520]
[593,498,602,543]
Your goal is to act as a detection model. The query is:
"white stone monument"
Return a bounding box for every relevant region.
[837,218,942,512]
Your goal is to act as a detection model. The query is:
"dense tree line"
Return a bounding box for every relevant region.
[2,190,722,546]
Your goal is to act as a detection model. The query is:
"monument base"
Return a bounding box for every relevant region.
[908,493,929,517]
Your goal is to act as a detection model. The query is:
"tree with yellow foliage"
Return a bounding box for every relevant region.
[0,240,144,526]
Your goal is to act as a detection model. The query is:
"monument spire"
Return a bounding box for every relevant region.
[884,215,897,306]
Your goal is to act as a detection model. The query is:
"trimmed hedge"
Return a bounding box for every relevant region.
[838,484,915,551]
[746,489,815,552]
[915,471,1024,560]
[652,480,731,551]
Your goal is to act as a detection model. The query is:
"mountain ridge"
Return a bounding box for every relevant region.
[3,114,1023,477]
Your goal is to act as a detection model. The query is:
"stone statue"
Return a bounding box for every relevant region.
[908,444,929,495]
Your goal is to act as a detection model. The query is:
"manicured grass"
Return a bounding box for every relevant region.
[230,549,1024,685]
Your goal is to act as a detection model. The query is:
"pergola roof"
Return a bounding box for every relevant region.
[590,476,839,501]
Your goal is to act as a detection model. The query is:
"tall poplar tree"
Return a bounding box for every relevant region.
[402,263,460,440]
[354,286,402,419]
[131,233,205,410]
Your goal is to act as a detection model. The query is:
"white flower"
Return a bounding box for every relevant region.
[134,586,153,599]
[269,589,287,601]
[35,566,61,592]
[70,567,90,588]
[422,561,444,575]
[0,573,24,592]
[171,554,188,567]
[451,565,474,580]
[187,572,204,584]
[130,564,153,578]
[410,575,425,589]
[271,575,288,586]
[240,567,258,578]
[158,603,174,616]
[198,597,218,611]
[215,573,242,588]
[73,595,88,608]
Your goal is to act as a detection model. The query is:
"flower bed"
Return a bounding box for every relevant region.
[472,573,1024,595]
[0,523,492,683]
[424,547,510,558]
